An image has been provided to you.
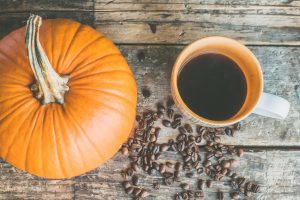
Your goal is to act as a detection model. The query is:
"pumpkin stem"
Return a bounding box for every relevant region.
[25,15,69,105]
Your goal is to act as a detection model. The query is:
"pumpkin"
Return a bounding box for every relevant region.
[0,15,137,178]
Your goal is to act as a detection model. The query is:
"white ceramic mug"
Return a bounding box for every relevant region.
[170,36,290,127]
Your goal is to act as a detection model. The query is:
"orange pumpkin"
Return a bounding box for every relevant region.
[0,15,137,178]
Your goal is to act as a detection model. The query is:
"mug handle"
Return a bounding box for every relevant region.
[252,92,290,120]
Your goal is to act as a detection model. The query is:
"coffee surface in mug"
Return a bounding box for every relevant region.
[177,53,247,121]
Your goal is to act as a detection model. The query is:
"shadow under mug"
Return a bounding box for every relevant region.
[170,36,290,127]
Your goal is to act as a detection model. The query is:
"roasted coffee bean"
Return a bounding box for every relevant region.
[231,173,237,179]
[181,183,189,190]
[188,135,195,142]
[221,160,230,169]
[231,192,239,199]
[220,168,227,175]
[226,169,233,177]
[125,186,134,194]
[179,126,187,134]
[203,160,212,167]
[214,151,223,158]
[139,189,149,198]
[237,148,244,157]
[187,190,193,198]
[174,193,181,200]
[133,188,142,196]
[186,172,193,178]
[229,159,238,166]
[155,153,162,160]
[198,179,204,190]
[214,136,221,143]
[177,141,185,152]
[174,114,183,121]
[159,164,166,173]
[157,111,164,119]
[225,127,232,136]
[177,133,186,141]
[206,180,212,188]
[233,122,241,130]
[252,184,260,193]
[191,152,198,162]
[184,155,191,163]
[160,143,169,152]
[132,175,139,186]
[245,182,252,191]
[157,104,166,113]
[126,168,134,176]
[167,108,174,119]
[131,162,139,171]
[181,192,189,200]
[174,170,180,178]
[206,152,214,160]
[162,119,171,127]
[237,177,246,187]
[153,182,160,190]
[218,191,224,200]
[163,172,173,178]
[136,115,142,122]
[148,167,156,175]
[171,120,181,129]
[184,124,193,133]
[166,161,174,168]
[121,147,129,156]
[122,181,131,189]
[149,134,156,142]
[175,162,181,171]
[143,111,153,120]
[195,191,204,198]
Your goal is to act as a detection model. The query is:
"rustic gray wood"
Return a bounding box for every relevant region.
[0,0,299,199]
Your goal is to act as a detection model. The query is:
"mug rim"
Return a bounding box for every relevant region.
[170,36,263,126]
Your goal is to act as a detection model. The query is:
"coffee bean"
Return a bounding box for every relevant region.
[233,122,241,130]
[132,175,139,186]
[195,136,202,143]
[174,170,180,179]
[194,191,204,198]
[198,179,204,190]
[150,134,156,142]
[225,127,232,136]
[153,182,160,190]
[136,115,142,122]
[167,108,174,119]
[157,111,164,119]
[160,143,169,152]
[174,114,183,121]
[218,191,224,200]
[166,161,174,168]
[179,126,187,134]
[125,186,134,194]
[177,141,185,152]
[163,177,173,186]
[231,173,237,179]
[122,181,131,189]
[203,160,211,167]
[252,184,260,193]
[214,151,223,158]
[142,88,151,98]
[181,183,189,190]
[159,164,166,173]
[133,188,142,196]
[186,172,193,178]
[175,162,181,171]
[155,153,162,160]
[181,192,189,200]
[229,159,238,166]
[183,124,192,133]
[206,152,214,160]
[177,133,186,142]
[231,192,239,199]
[245,190,251,197]
[171,120,181,129]
[237,148,244,157]
[221,160,230,169]
[121,147,129,156]
[139,189,149,198]
[157,104,166,113]
[206,180,212,188]
[162,119,171,127]
[214,136,221,143]
[174,193,181,200]
[131,162,139,171]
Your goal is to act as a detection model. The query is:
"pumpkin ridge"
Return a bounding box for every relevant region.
[70,86,136,108]
[70,68,133,81]
[57,23,83,71]
[67,35,105,70]
[52,109,68,177]
[64,106,104,161]
[0,93,30,104]
[70,53,122,75]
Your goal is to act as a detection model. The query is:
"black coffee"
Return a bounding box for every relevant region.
[177,53,247,121]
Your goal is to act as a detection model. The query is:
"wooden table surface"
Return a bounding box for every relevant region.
[0,0,300,199]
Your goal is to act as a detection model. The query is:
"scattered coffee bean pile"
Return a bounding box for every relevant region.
[120,98,260,199]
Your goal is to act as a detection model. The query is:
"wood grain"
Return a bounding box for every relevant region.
[1,148,300,200]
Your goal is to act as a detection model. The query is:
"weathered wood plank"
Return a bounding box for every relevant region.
[118,45,300,146]
[0,12,95,39]
[0,149,299,200]
[96,0,300,6]
[0,0,94,11]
